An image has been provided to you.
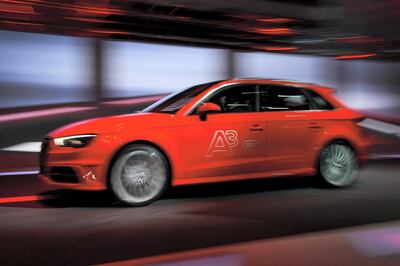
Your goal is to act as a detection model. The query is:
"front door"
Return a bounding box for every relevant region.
[178,84,268,181]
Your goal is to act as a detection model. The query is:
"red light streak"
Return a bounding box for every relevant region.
[257,18,294,23]
[0,2,35,14]
[65,17,111,23]
[252,27,295,35]
[0,195,55,204]
[255,46,298,51]
[1,20,41,26]
[335,36,384,44]
[87,29,129,35]
[335,53,376,60]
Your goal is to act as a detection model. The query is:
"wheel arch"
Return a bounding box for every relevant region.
[106,140,173,189]
[314,137,359,169]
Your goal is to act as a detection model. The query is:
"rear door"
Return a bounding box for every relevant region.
[259,85,317,172]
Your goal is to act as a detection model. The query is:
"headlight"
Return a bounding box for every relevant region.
[54,134,96,148]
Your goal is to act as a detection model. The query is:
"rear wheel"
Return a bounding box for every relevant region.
[110,144,169,206]
[317,142,358,187]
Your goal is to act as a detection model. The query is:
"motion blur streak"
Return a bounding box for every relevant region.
[256,18,295,23]
[335,54,377,60]
[0,171,39,176]
[101,95,165,106]
[255,46,298,51]
[0,107,97,123]
[99,253,243,266]
[252,27,295,35]
[0,195,54,204]
[1,142,42,153]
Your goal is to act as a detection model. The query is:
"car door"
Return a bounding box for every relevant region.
[178,84,268,181]
[259,85,317,172]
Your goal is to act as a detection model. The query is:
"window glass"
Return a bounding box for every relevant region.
[307,90,334,110]
[260,85,311,111]
[207,85,257,113]
[146,81,220,114]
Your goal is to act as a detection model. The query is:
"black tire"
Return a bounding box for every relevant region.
[110,144,169,206]
[316,141,358,187]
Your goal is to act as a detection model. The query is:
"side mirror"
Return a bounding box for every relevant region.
[197,102,221,121]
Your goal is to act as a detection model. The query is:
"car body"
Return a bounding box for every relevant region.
[40,78,371,205]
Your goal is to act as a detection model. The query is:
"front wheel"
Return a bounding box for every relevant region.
[110,144,169,206]
[317,142,358,187]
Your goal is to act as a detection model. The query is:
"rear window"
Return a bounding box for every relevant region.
[259,85,311,111]
[307,90,334,110]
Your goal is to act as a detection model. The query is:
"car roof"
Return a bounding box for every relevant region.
[214,78,335,93]
[230,77,316,86]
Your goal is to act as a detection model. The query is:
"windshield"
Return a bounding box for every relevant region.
[143,81,221,114]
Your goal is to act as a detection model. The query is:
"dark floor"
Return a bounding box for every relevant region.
[0,160,399,265]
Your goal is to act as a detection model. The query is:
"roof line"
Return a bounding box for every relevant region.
[232,77,318,85]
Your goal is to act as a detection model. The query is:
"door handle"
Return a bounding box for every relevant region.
[249,125,264,132]
[307,122,321,129]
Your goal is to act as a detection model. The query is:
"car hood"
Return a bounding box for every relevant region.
[48,112,172,138]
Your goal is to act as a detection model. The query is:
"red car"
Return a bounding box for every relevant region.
[40,79,371,206]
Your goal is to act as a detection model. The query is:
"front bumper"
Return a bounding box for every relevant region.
[39,137,109,191]
[39,166,106,190]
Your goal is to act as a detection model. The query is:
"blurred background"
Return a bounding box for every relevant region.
[1,30,400,112]
[1,0,400,112]
[1,0,399,170]
[0,0,400,265]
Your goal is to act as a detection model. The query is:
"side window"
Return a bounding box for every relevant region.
[259,85,311,111]
[207,85,257,113]
[307,90,334,110]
